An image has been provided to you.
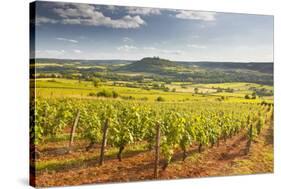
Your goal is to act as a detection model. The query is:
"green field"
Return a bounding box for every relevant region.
[34,78,273,103]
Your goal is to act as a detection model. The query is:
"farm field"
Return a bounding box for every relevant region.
[31,56,274,187]
[31,97,273,187]
[31,62,274,187]
[34,78,273,102]
[34,118,273,187]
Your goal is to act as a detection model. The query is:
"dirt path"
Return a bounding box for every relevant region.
[35,120,273,187]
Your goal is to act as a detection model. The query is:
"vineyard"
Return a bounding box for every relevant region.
[30,98,273,186]
[29,2,274,187]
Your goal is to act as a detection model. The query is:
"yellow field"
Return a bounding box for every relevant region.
[33,78,273,103]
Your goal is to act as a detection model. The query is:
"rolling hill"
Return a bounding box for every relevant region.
[33,57,273,85]
[118,57,179,73]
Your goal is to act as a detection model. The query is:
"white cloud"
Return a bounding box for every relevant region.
[175,11,216,21]
[107,5,116,11]
[127,7,161,15]
[117,45,138,51]
[41,4,146,29]
[117,44,184,55]
[36,16,58,25]
[143,46,157,51]
[187,44,207,49]
[56,37,78,43]
[73,49,82,53]
[36,49,66,57]
[161,49,184,55]
[45,50,65,55]
[122,37,134,43]
[143,46,183,55]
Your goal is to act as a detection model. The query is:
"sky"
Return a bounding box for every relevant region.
[33,1,274,62]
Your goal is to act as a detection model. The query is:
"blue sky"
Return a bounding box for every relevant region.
[34,1,273,62]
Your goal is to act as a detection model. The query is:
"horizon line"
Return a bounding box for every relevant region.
[33,57,273,63]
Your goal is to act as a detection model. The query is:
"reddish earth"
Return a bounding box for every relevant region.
[34,119,273,187]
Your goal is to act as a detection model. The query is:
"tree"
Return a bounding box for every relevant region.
[112,91,119,98]
[194,88,199,94]
[225,88,234,93]
[216,87,223,92]
[156,96,165,102]
[163,87,170,92]
[245,94,250,99]
[152,83,160,89]
[97,89,112,98]
[92,78,100,87]
[88,92,95,96]
[252,92,257,99]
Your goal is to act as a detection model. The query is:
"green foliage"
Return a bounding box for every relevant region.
[112,91,119,98]
[35,58,273,85]
[34,98,270,167]
[121,95,135,100]
[156,96,165,102]
[88,92,95,96]
[253,87,273,96]
[79,105,102,144]
[97,89,119,98]
[256,112,265,135]
[245,94,250,99]
[92,77,100,87]
[252,92,257,99]
[97,89,112,98]
[120,57,178,73]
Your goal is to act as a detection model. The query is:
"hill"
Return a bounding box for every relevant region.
[33,57,273,85]
[176,61,273,74]
[118,57,179,73]
[33,58,132,65]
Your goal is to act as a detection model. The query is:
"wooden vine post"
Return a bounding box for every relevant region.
[246,123,253,154]
[68,110,80,153]
[154,122,161,179]
[99,118,109,166]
